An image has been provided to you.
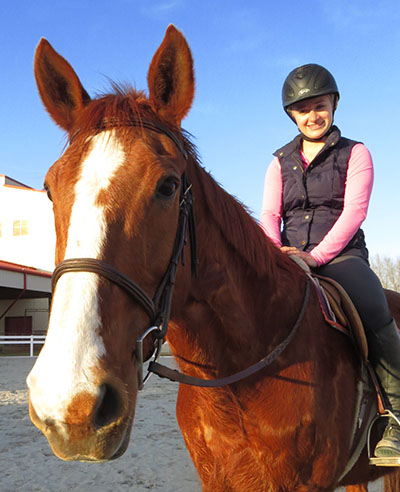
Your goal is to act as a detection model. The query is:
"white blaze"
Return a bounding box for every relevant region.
[27,131,126,422]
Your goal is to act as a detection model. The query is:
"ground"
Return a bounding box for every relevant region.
[0,357,382,492]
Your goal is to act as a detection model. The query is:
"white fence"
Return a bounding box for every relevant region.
[0,335,46,357]
[0,336,171,357]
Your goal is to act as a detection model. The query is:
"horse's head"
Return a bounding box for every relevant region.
[27,25,195,461]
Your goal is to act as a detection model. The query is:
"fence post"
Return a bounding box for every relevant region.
[0,335,46,356]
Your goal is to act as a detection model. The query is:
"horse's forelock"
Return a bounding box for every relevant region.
[70,87,148,139]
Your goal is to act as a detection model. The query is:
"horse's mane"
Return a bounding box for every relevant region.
[71,84,296,281]
[188,156,295,280]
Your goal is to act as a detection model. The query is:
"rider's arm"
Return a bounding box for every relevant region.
[260,156,283,247]
[310,143,374,265]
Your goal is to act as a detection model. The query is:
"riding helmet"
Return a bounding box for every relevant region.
[282,63,339,111]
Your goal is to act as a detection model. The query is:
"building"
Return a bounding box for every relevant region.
[0,175,55,351]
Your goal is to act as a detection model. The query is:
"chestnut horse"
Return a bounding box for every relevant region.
[27,26,400,491]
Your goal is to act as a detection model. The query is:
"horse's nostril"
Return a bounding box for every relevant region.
[94,384,122,429]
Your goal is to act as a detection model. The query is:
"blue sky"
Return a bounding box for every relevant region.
[1,0,399,257]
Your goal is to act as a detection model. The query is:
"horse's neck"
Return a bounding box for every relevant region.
[169,161,305,375]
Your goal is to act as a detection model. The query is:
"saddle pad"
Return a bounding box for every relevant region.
[287,255,368,361]
[314,274,368,361]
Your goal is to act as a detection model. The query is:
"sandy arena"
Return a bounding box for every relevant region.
[0,357,382,492]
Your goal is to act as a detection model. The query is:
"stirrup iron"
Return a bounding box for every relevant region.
[368,410,400,466]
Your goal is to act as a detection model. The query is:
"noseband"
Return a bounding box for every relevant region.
[52,120,198,389]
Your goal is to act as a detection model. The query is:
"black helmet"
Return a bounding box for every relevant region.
[282,63,339,110]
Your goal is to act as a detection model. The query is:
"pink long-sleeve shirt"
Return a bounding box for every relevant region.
[260,143,374,266]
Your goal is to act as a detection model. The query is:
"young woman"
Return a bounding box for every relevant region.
[261,63,400,458]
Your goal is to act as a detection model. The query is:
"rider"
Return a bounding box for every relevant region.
[261,63,400,458]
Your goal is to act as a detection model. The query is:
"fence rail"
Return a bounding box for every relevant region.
[0,335,46,357]
[0,335,172,357]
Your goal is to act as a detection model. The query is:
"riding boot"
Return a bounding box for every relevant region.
[370,319,400,457]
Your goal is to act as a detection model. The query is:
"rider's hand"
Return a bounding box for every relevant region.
[280,246,318,268]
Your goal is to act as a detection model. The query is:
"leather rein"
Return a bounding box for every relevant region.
[52,119,310,390]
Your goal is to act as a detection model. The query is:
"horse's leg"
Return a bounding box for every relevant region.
[176,385,344,492]
[176,385,274,492]
[175,386,231,491]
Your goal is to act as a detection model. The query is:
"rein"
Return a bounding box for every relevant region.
[149,277,310,387]
[52,118,310,390]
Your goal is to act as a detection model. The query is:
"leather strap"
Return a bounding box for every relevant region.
[53,258,157,321]
[148,278,311,387]
[70,117,188,160]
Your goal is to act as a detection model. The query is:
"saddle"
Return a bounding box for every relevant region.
[313,273,368,361]
[289,255,398,469]
[288,255,368,359]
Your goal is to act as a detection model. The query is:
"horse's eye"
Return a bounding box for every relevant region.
[156,177,179,199]
[44,184,52,202]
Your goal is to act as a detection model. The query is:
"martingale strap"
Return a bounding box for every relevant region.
[148,277,311,387]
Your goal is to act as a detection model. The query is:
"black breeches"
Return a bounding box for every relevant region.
[315,256,393,336]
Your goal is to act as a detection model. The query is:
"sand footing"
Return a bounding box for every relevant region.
[0,357,382,491]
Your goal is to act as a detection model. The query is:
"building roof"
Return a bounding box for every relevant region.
[0,174,33,189]
[0,260,52,300]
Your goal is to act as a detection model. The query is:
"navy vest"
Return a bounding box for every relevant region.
[274,126,368,259]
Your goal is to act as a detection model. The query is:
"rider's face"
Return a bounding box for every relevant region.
[289,95,335,140]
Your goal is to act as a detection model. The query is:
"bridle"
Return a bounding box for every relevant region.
[52,118,311,390]
[52,119,198,389]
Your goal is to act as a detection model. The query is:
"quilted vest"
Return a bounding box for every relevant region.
[273,126,368,258]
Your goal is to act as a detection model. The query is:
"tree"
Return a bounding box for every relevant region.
[371,255,400,292]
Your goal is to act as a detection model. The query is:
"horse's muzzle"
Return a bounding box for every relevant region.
[28,378,136,461]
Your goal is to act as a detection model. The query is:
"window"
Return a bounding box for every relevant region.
[13,219,29,236]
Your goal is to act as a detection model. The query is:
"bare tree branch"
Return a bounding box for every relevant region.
[371,255,400,291]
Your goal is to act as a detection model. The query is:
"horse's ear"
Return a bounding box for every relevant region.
[34,39,91,132]
[147,25,194,126]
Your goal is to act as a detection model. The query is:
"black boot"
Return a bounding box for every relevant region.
[371,319,400,457]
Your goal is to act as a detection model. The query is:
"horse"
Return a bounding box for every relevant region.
[27,25,400,491]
